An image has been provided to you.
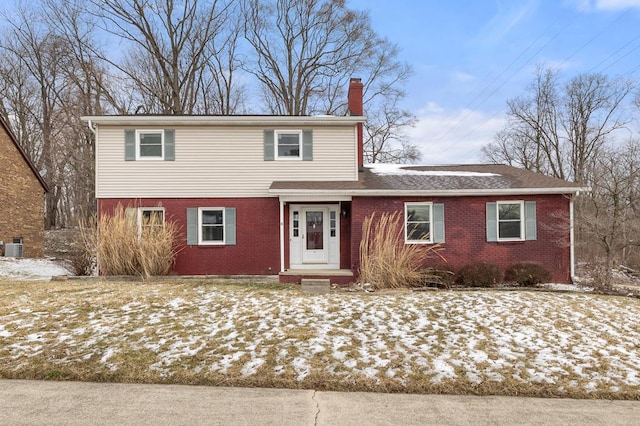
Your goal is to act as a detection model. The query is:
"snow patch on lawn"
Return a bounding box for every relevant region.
[1,287,638,396]
[0,257,71,280]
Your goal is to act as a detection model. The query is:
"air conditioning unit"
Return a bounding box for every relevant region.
[5,243,23,257]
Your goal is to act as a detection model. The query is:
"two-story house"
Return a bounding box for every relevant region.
[83,79,583,283]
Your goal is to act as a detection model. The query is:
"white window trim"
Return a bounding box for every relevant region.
[198,207,225,245]
[405,202,433,244]
[497,200,525,242]
[274,129,302,160]
[137,207,165,235]
[136,129,164,160]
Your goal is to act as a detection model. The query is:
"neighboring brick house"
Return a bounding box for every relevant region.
[0,116,48,258]
[83,78,583,283]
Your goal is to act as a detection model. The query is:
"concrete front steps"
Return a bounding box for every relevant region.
[279,269,354,286]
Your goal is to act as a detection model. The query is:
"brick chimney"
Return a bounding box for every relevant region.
[347,78,364,170]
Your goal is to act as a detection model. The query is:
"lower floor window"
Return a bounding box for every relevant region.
[138,207,165,235]
[199,208,224,244]
[497,201,524,241]
[405,202,432,243]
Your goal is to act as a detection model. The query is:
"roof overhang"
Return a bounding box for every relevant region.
[278,194,353,203]
[0,115,49,192]
[269,187,587,198]
[81,115,366,127]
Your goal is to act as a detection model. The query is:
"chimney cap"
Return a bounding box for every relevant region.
[350,77,362,83]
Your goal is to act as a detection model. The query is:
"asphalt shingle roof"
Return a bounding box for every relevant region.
[269,164,583,194]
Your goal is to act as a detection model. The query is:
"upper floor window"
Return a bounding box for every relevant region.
[264,129,313,161]
[137,130,164,159]
[125,129,175,161]
[276,130,302,159]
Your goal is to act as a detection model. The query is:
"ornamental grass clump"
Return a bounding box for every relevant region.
[79,205,180,279]
[359,211,443,289]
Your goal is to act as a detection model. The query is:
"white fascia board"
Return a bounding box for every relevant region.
[279,194,353,203]
[81,115,366,126]
[270,187,586,197]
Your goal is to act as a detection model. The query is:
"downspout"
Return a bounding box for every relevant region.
[279,199,285,273]
[570,195,576,282]
[87,120,99,276]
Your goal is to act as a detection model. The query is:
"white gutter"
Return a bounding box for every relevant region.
[279,199,285,273]
[570,196,576,282]
[80,115,366,126]
[86,120,96,135]
[269,187,586,197]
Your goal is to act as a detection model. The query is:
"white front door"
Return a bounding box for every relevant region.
[302,208,328,263]
[290,205,339,269]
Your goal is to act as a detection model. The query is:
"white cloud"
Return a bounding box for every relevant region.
[453,71,476,83]
[567,0,640,11]
[423,101,445,113]
[407,107,506,165]
[595,0,640,9]
[477,0,539,44]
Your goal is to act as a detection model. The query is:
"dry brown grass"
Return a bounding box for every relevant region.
[78,205,180,278]
[359,211,443,289]
[0,279,638,400]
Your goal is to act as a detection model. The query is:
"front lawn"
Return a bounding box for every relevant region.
[0,279,638,399]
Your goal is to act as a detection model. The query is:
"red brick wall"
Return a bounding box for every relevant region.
[99,198,281,275]
[0,127,46,258]
[350,195,572,283]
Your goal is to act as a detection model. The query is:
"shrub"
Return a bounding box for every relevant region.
[504,262,552,287]
[359,212,444,289]
[419,268,456,288]
[78,205,181,278]
[454,262,502,288]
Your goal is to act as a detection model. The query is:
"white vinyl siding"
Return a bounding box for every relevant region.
[96,125,356,198]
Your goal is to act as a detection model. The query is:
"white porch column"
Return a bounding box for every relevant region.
[570,196,575,281]
[279,199,285,273]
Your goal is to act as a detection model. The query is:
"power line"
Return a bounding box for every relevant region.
[587,33,640,74]
[428,21,562,142]
[429,20,570,146]
[428,9,636,164]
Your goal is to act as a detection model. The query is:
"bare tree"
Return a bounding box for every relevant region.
[242,0,417,162]
[483,67,634,184]
[575,142,640,286]
[0,6,75,228]
[0,0,119,227]
[88,0,244,114]
[564,73,633,184]
[241,0,370,115]
[363,94,418,163]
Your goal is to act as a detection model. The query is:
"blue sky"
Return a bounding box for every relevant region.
[349,0,640,164]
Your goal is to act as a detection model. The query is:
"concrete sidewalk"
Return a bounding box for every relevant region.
[0,380,638,425]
